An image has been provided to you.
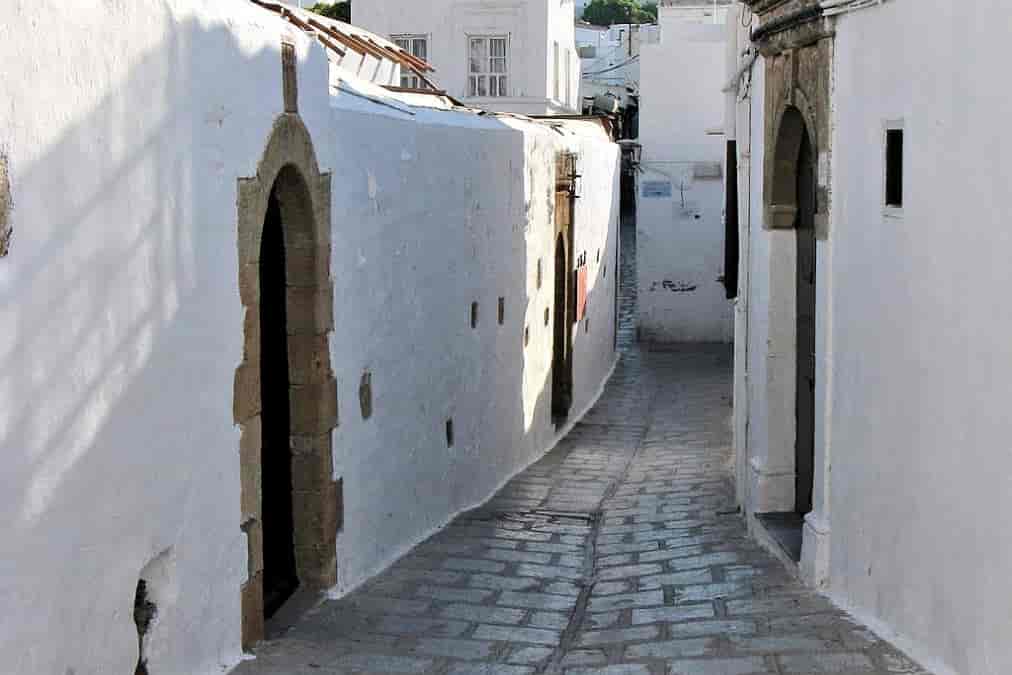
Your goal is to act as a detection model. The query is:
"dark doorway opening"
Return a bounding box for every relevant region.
[723,140,740,299]
[551,232,572,424]
[795,126,816,518]
[260,188,299,618]
[756,109,817,565]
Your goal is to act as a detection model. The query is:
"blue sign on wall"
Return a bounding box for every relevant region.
[642,180,673,199]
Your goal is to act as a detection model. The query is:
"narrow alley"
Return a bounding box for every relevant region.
[234,222,929,675]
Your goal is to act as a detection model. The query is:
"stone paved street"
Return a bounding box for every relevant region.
[233,222,930,675]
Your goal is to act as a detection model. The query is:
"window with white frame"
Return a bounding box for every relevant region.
[393,35,428,88]
[468,36,509,97]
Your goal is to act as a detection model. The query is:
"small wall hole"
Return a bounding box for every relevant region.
[603,263,607,278]
[498,297,505,325]
[536,259,543,289]
[471,301,479,329]
[524,325,530,347]
[446,418,454,447]
[886,127,904,208]
[596,248,600,263]
[544,307,550,326]
[585,317,590,333]
[359,371,372,420]
[133,580,157,675]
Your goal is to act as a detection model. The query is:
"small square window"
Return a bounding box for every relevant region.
[885,127,904,209]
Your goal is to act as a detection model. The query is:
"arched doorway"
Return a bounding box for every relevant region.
[552,232,572,424]
[236,115,339,649]
[259,183,298,617]
[754,106,817,563]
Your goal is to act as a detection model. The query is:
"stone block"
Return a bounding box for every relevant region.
[241,571,264,650]
[233,361,261,423]
[285,245,330,288]
[244,518,263,574]
[287,333,330,385]
[286,285,334,335]
[289,378,338,434]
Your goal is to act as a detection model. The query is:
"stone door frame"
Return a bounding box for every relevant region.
[235,114,338,648]
[743,8,836,587]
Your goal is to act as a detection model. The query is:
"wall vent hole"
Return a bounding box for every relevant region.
[133,580,157,675]
[359,371,373,420]
[498,297,505,325]
[446,418,454,447]
[886,127,904,208]
[471,301,479,329]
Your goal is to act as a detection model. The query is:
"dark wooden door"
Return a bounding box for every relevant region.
[552,226,572,423]
[795,131,817,516]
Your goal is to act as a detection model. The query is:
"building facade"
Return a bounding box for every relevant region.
[636,1,733,343]
[0,2,621,673]
[354,0,581,115]
[728,1,1012,673]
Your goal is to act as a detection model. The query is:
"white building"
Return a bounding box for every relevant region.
[354,0,582,115]
[729,1,1012,673]
[635,2,732,342]
[577,22,658,114]
[0,2,621,673]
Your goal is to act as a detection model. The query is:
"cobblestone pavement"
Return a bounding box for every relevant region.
[234,221,929,675]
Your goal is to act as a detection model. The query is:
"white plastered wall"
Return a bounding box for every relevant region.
[0,1,621,673]
[822,2,1012,673]
[637,12,732,343]
[324,104,620,592]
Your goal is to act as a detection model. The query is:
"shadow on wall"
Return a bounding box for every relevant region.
[0,6,305,673]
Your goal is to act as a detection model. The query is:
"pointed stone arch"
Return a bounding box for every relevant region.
[235,113,338,649]
[766,100,818,229]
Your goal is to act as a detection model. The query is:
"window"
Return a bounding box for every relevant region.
[885,127,904,209]
[393,35,428,88]
[469,36,509,97]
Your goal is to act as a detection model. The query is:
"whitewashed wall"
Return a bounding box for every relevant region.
[731,1,1012,673]
[637,11,731,342]
[0,1,620,673]
[825,3,1012,673]
[354,0,580,114]
[325,106,620,592]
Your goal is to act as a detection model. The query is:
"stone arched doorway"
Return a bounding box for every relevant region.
[235,115,338,649]
[552,154,577,426]
[551,232,572,424]
[754,105,818,562]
